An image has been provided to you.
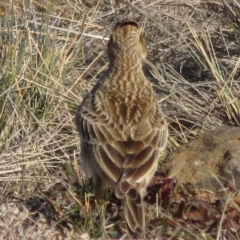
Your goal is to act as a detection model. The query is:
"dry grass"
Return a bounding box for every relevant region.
[0,0,239,239]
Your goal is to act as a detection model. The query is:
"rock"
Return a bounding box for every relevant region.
[163,126,240,191]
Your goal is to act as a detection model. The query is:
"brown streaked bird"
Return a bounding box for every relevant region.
[76,21,168,237]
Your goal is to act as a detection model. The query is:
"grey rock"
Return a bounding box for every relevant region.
[163,126,240,191]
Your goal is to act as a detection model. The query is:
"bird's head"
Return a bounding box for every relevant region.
[108,21,147,64]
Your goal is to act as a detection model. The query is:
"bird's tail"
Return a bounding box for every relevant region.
[122,191,145,237]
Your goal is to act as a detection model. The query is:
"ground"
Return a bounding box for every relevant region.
[0,0,240,239]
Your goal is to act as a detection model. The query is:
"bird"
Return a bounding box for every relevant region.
[75,20,168,237]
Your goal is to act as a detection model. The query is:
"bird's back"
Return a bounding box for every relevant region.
[93,70,154,133]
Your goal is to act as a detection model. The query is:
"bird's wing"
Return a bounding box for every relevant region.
[115,104,168,199]
[76,96,126,183]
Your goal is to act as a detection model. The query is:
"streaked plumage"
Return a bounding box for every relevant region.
[76,21,168,237]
